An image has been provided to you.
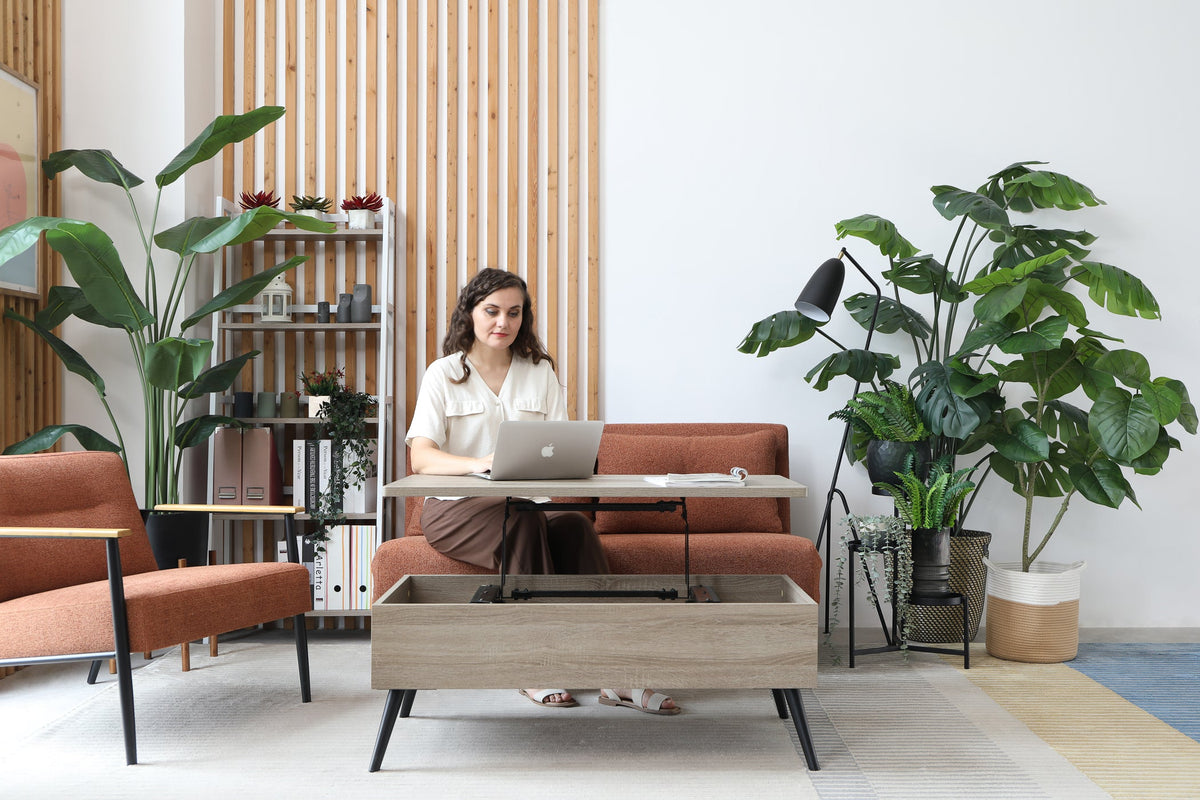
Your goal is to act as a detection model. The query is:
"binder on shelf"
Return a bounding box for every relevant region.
[324,524,348,611]
[312,536,327,609]
[242,427,283,504]
[212,427,242,504]
[292,439,307,511]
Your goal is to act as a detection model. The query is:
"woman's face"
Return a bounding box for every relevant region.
[470,286,525,352]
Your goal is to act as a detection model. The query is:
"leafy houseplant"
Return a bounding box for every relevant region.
[826,514,914,660]
[830,379,932,489]
[739,162,1196,571]
[0,105,335,507]
[300,367,345,397]
[309,385,378,547]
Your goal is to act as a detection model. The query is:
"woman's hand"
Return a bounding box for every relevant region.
[410,438,493,475]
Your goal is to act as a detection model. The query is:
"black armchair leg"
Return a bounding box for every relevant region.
[87,659,102,684]
[293,614,311,703]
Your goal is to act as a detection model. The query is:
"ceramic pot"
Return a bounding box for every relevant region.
[316,301,330,323]
[336,293,352,322]
[346,208,374,229]
[866,439,930,495]
[143,509,210,571]
[232,391,254,419]
[910,526,951,596]
[308,395,331,417]
[279,391,301,419]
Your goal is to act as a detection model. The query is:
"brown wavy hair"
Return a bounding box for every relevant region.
[443,267,555,383]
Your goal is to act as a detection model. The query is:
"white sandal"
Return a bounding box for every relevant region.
[598,688,680,715]
[518,688,578,708]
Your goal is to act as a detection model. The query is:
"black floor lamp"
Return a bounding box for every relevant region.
[794,248,882,633]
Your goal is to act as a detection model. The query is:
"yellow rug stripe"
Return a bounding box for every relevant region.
[956,649,1200,800]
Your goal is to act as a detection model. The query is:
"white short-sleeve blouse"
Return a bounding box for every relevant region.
[405,352,567,457]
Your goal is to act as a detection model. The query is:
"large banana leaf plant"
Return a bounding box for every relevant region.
[0,105,334,506]
[739,162,1196,570]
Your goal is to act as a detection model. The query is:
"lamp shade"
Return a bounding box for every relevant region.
[793,257,846,323]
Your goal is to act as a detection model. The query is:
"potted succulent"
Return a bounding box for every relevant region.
[830,379,931,492]
[739,162,1196,660]
[289,195,333,218]
[239,189,280,209]
[0,105,334,565]
[341,192,383,230]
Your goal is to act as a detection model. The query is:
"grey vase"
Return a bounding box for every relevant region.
[336,293,353,322]
[351,283,373,322]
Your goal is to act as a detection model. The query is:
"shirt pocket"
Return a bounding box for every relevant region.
[510,396,547,421]
[445,400,486,418]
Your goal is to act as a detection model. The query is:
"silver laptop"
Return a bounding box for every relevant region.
[473,420,604,480]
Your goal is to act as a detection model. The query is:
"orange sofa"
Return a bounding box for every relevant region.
[371,422,821,601]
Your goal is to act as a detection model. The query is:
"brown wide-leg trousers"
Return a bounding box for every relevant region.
[421,497,610,575]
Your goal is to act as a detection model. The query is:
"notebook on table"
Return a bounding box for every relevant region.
[471,420,604,481]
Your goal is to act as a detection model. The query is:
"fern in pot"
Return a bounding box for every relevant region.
[830,379,932,494]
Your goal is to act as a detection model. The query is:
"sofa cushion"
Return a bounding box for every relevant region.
[594,430,783,534]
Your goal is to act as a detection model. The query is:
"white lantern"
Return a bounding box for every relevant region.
[260,274,293,322]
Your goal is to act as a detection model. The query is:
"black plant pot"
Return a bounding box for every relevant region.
[866,439,931,495]
[910,526,951,597]
[143,509,211,570]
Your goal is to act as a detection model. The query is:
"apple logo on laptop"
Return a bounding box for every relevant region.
[541,443,555,458]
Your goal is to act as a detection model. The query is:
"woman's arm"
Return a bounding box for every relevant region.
[409,437,493,475]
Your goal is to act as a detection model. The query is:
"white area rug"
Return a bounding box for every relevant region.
[6,638,815,799]
[5,636,1110,799]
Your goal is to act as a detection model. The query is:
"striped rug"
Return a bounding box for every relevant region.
[954,643,1200,800]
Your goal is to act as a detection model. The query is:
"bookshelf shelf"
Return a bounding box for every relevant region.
[207,197,397,621]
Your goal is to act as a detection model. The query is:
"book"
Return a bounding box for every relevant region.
[643,467,749,487]
[304,439,320,511]
[291,439,306,509]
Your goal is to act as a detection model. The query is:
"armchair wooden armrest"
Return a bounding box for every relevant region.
[154,504,305,515]
[0,527,132,538]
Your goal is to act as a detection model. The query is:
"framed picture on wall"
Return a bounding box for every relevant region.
[0,64,39,297]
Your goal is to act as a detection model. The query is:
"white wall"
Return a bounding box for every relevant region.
[600,0,1200,627]
[61,0,215,505]
[58,0,1199,626]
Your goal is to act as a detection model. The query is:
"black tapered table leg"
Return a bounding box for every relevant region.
[293,614,311,702]
[783,688,819,771]
[87,659,102,685]
[369,689,406,772]
[771,689,789,720]
[399,689,416,718]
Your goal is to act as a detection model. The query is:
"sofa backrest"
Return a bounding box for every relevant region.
[594,423,790,534]
[0,451,160,603]
[403,422,791,536]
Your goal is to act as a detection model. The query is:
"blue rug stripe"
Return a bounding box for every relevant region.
[1067,643,1200,742]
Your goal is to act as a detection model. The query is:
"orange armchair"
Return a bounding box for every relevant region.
[0,451,313,765]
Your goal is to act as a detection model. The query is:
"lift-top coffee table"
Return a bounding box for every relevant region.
[369,473,818,772]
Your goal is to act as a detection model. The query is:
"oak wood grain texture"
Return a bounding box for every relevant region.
[0,527,131,539]
[154,504,305,515]
[0,1,62,453]
[371,573,817,689]
[382,473,808,499]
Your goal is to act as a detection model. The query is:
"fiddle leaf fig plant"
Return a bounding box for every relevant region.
[0,105,335,506]
[739,161,1196,570]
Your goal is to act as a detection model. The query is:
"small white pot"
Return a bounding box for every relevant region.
[308,395,331,417]
[295,209,323,219]
[984,558,1086,663]
[346,209,375,230]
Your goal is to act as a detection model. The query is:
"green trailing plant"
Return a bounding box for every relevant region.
[826,514,914,661]
[308,385,378,547]
[874,455,977,531]
[340,192,384,212]
[0,106,335,506]
[289,195,332,212]
[830,379,929,443]
[738,161,1196,570]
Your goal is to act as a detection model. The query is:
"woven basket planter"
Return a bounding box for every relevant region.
[983,559,1086,663]
[907,529,990,643]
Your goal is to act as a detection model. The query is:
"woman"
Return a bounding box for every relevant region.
[406,268,678,715]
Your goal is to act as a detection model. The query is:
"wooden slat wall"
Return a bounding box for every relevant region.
[0,0,61,680]
[221,1,601,468]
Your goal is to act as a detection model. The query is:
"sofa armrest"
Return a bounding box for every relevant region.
[0,527,132,539]
[155,503,305,515]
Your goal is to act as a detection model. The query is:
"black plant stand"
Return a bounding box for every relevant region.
[845,539,970,669]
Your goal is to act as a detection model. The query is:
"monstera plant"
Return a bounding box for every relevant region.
[0,105,334,507]
[739,162,1196,570]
